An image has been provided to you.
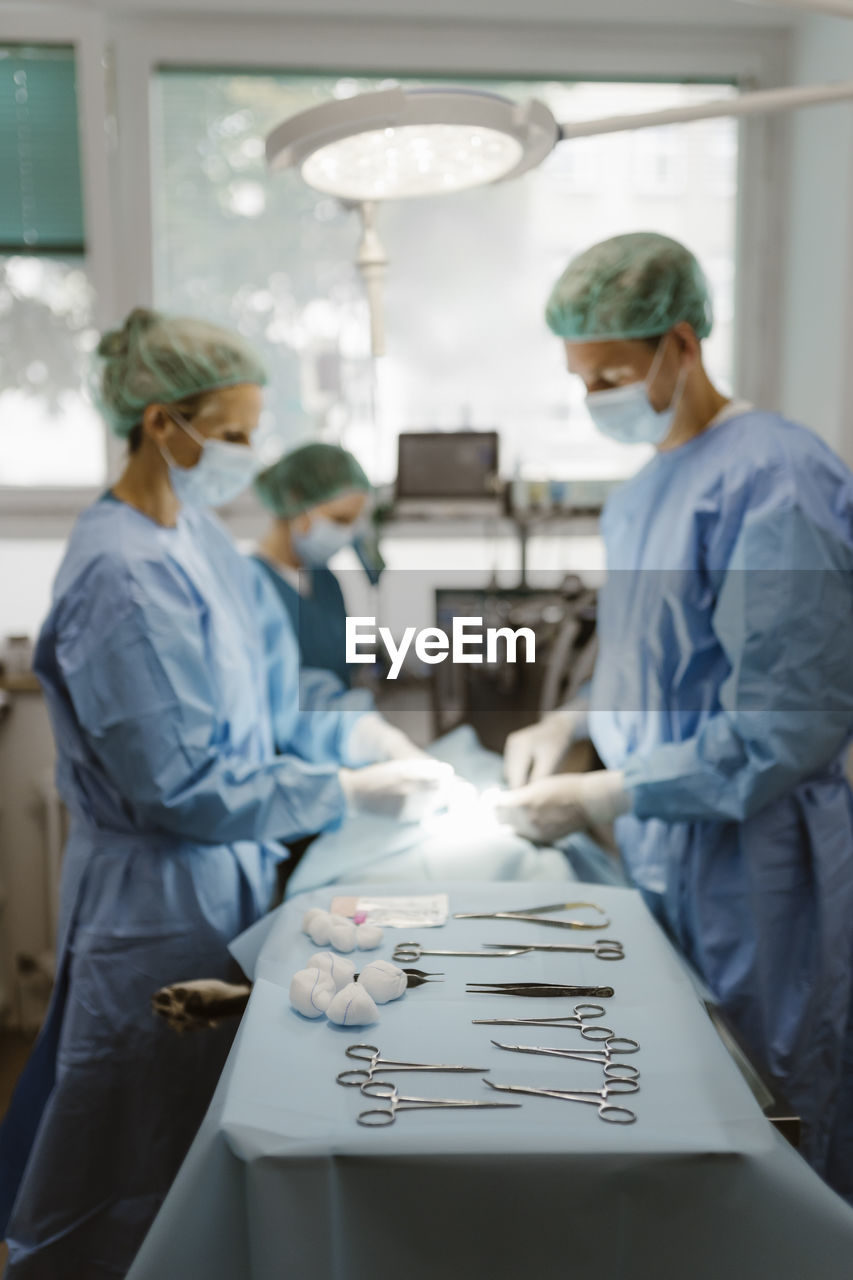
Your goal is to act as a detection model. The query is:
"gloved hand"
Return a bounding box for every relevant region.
[503,704,588,789]
[340,757,454,822]
[494,770,629,845]
[346,711,427,764]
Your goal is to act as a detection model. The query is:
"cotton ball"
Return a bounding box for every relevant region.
[326,982,379,1027]
[327,920,358,953]
[289,967,336,1019]
[308,951,356,991]
[301,907,326,934]
[357,960,408,1004]
[307,911,334,946]
[356,924,384,950]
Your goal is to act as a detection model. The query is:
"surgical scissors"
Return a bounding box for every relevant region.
[392,942,532,963]
[356,1080,521,1127]
[485,1071,639,1124]
[489,1041,640,1078]
[337,1043,488,1089]
[472,1002,639,1052]
[484,940,624,961]
[454,901,610,931]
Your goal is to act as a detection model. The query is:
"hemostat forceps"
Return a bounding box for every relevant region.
[485,1070,639,1124]
[489,1041,640,1078]
[356,1080,520,1127]
[454,901,610,930]
[337,1043,488,1089]
[472,1002,639,1053]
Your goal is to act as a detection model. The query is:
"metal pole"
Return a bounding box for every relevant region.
[558,82,853,140]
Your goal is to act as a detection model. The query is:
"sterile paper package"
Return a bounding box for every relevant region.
[330,893,449,929]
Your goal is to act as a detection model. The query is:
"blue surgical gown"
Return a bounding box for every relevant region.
[253,555,352,687]
[588,409,853,1194]
[0,497,370,1279]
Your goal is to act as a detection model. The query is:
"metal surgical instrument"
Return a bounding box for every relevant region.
[472,1003,639,1051]
[337,1043,488,1089]
[392,942,526,963]
[485,1074,639,1124]
[466,982,615,999]
[354,967,443,989]
[454,901,610,930]
[356,1080,521,1127]
[483,940,625,961]
[489,1041,640,1078]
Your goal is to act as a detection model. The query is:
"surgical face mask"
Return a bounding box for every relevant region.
[292,515,357,567]
[585,336,686,446]
[160,410,259,508]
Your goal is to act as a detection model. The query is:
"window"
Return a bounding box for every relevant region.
[632,127,688,197]
[0,45,105,490]
[152,73,739,486]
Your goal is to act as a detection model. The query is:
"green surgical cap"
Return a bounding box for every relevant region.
[93,308,268,437]
[255,443,370,518]
[545,232,713,343]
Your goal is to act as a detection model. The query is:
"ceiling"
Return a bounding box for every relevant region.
[29,0,801,27]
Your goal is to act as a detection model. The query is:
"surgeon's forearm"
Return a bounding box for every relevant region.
[623,711,849,824]
[98,727,347,844]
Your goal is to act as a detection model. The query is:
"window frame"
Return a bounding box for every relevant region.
[0,9,792,537]
[0,5,119,535]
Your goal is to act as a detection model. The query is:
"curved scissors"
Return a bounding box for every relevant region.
[483,940,624,961]
[485,1072,639,1124]
[356,1079,521,1127]
[337,1043,488,1089]
[454,901,610,930]
[471,1002,640,1053]
[489,1041,640,1078]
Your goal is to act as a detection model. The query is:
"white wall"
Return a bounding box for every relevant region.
[780,13,853,462]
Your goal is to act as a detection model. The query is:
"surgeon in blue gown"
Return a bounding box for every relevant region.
[498,232,853,1200]
[254,443,371,688]
[0,309,443,1278]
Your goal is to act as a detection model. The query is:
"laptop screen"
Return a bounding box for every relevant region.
[396,431,499,500]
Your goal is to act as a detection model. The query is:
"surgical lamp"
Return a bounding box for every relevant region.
[267,79,853,354]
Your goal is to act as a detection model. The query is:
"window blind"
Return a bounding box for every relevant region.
[0,45,85,253]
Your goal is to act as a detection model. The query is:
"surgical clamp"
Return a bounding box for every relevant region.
[356,1080,520,1127]
[485,1071,639,1124]
[489,1041,640,1078]
[472,1006,639,1054]
[337,1043,488,1089]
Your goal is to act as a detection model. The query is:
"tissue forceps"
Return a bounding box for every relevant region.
[489,1041,640,1078]
[484,939,624,961]
[454,901,610,931]
[485,1075,638,1124]
[466,982,614,999]
[356,1080,520,1127]
[337,1043,489,1089]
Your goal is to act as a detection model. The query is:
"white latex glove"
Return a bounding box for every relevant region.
[494,770,629,845]
[503,704,589,790]
[339,758,454,822]
[346,712,427,764]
